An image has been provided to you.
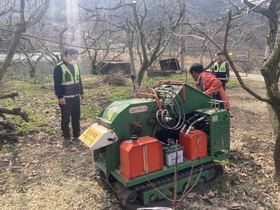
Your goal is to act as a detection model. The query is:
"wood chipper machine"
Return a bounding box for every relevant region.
[79,80,230,209]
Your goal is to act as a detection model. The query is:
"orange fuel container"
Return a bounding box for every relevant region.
[179,129,208,161]
[120,136,163,181]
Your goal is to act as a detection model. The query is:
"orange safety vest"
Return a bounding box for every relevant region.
[196,72,230,110]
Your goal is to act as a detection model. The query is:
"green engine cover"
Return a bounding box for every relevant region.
[98,98,158,139]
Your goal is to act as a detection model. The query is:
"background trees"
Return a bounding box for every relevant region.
[0,0,267,81]
[77,0,186,90]
[0,0,51,80]
[242,0,280,185]
[190,0,280,185]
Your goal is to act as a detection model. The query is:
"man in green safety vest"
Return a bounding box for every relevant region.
[53,49,84,147]
[212,52,230,90]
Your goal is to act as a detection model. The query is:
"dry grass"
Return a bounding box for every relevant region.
[1,181,110,210]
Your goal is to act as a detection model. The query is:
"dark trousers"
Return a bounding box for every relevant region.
[213,92,224,109]
[221,80,227,90]
[59,96,81,139]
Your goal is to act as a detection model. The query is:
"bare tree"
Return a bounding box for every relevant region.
[130,0,185,90]
[197,0,280,185]
[80,0,185,91]
[0,0,51,81]
[18,38,44,78]
[237,0,280,185]
[80,23,126,75]
[0,1,12,16]
[181,0,265,71]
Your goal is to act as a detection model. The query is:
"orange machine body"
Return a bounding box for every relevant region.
[120,136,163,181]
[179,129,208,161]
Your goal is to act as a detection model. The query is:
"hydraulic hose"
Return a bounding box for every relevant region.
[155,87,186,130]
[185,116,207,135]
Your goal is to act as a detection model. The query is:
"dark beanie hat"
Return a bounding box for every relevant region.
[217,52,224,55]
[189,63,203,74]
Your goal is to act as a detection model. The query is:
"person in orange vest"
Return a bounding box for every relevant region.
[189,63,230,110]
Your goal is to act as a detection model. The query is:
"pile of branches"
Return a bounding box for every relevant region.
[102,70,127,86]
[0,93,29,146]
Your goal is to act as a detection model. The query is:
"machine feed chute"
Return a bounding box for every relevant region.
[79,123,118,150]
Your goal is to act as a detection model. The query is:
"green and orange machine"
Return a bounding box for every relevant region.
[79,81,230,208]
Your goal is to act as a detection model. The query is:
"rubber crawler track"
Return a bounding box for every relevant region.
[101,161,224,210]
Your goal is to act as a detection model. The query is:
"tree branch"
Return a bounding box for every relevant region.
[0,108,29,122]
[26,0,51,28]
[223,8,270,103]
[0,93,19,100]
[243,0,270,17]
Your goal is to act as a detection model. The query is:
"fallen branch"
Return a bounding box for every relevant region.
[0,119,16,131]
[0,133,18,139]
[0,108,29,122]
[0,93,19,100]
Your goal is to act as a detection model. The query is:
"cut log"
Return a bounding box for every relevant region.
[0,93,28,146]
[0,93,19,100]
[0,108,29,122]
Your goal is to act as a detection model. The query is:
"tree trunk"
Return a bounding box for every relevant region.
[261,22,280,184]
[0,0,50,81]
[90,52,98,75]
[126,28,137,92]
[274,119,280,183]
[0,28,22,80]
[29,66,36,78]
[135,63,149,90]
[267,3,278,53]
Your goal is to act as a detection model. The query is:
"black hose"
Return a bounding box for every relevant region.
[155,87,186,130]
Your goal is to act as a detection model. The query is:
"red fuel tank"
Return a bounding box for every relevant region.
[179,129,208,161]
[120,136,163,181]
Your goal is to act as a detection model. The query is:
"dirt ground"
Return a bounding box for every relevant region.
[0,74,279,210]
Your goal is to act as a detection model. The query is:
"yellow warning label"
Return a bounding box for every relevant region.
[80,127,102,146]
[107,107,118,121]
